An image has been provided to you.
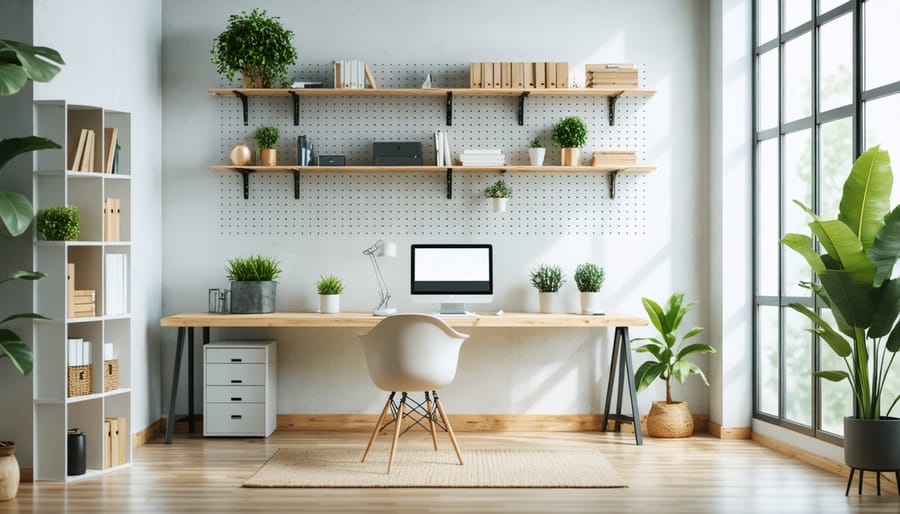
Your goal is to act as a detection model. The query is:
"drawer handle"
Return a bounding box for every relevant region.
[230,415,242,420]
[230,379,243,384]
[231,358,242,362]
[231,397,242,402]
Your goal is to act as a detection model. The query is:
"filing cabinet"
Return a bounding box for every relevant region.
[203,340,276,436]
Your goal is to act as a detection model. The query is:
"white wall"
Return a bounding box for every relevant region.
[160,0,714,419]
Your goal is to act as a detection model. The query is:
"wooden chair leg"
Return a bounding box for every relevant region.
[362,393,394,463]
[434,392,463,465]
[425,391,438,451]
[388,392,407,473]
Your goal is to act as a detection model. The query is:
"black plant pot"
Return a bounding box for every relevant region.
[230,281,276,314]
[844,416,900,470]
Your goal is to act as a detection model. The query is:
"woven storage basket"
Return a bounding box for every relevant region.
[67,365,92,397]
[104,359,119,391]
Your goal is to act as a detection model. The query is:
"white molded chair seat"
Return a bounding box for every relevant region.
[358,313,469,473]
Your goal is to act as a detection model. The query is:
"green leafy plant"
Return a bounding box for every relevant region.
[211,8,298,88]
[528,136,543,149]
[530,264,565,293]
[316,274,345,295]
[36,206,80,241]
[551,116,588,148]
[484,179,512,198]
[781,145,900,420]
[0,39,63,377]
[226,255,282,282]
[574,263,605,293]
[254,125,279,149]
[633,292,714,404]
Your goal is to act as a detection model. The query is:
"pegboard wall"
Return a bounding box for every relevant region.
[216,63,651,237]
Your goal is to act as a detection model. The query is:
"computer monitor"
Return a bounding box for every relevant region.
[410,244,493,315]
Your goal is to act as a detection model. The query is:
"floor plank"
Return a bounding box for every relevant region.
[7,431,900,513]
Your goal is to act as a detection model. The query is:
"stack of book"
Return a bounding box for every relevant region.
[585,64,638,88]
[433,130,452,166]
[459,149,506,167]
[591,150,637,167]
[469,62,569,89]
[73,290,96,318]
[333,59,377,89]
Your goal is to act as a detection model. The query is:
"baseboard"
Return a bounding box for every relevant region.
[708,420,751,439]
[21,467,33,483]
[601,413,708,435]
[278,414,608,432]
[133,419,165,447]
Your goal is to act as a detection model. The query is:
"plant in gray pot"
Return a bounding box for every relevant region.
[781,145,900,490]
[226,255,282,314]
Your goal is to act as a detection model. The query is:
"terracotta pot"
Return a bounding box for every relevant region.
[229,144,252,166]
[560,147,581,166]
[259,148,277,167]
[646,400,694,438]
[0,442,20,502]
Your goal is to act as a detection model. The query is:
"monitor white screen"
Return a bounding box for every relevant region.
[411,244,493,295]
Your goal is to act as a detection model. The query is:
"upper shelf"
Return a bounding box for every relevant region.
[208,87,657,126]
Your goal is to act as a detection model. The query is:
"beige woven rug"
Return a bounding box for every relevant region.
[243,447,627,488]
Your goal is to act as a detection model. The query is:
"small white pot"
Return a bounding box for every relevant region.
[528,148,546,166]
[539,292,563,314]
[580,292,602,315]
[490,197,508,213]
[320,294,341,314]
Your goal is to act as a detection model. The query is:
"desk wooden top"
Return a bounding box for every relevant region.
[160,311,647,329]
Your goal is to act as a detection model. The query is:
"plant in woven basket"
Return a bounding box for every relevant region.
[226,255,282,281]
[529,264,565,293]
[316,274,345,295]
[36,205,79,240]
[211,8,298,88]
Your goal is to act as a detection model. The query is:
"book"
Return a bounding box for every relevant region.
[333,61,342,88]
[492,62,501,88]
[290,80,324,88]
[103,419,112,469]
[105,253,127,316]
[104,342,115,361]
[67,263,75,317]
[512,62,524,88]
[115,417,127,466]
[501,62,511,88]
[104,127,118,173]
[71,129,88,171]
[535,62,546,88]
[434,131,443,166]
[107,418,119,468]
[67,338,83,366]
[469,62,481,88]
[524,62,535,88]
[557,62,569,88]
[546,62,557,88]
[364,63,377,89]
[482,62,494,89]
[80,129,95,172]
[83,339,92,365]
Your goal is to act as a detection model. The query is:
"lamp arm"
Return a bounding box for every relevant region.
[367,249,391,311]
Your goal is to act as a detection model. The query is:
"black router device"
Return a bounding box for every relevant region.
[373,142,422,165]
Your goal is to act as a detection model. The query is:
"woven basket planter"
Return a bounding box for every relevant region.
[646,400,694,438]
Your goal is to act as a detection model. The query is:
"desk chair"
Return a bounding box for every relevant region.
[358,313,469,473]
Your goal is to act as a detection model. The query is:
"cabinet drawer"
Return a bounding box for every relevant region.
[206,363,266,386]
[204,403,266,436]
[205,347,266,364]
[206,385,266,404]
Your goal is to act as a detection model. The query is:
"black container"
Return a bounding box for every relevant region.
[67,428,86,476]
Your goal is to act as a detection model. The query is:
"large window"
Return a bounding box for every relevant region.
[753,0,900,441]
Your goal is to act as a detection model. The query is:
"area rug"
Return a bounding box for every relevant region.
[243,447,627,488]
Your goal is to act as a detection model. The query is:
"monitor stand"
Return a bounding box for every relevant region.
[438,303,474,317]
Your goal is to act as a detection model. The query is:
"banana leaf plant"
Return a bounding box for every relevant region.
[781,145,900,420]
[0,39,64,376]
[632,292,715,404]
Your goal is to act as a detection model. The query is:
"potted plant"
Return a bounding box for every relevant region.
[0,38,62,502]
[211,8,298,88]
[551,116,588,166]
[35,205,79,240]
[781,145,900,475]
[226,255,282,313]
[254,125,279,166]
[527,136,545,166]
[484,179,512,213]
[530,264,565,313]
[316,274,345,314]
[574,262,605,315]
[632,292,713,438]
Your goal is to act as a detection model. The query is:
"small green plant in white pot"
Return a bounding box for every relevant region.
[484,179,512,213]
[316,274,345,314]
[574,262,605,314]
[530,264,565,313]
[527,136,545,166]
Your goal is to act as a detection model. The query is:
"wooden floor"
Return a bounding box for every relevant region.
[7,430,900,513]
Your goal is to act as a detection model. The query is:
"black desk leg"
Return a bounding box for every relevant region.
[601,326,642,445]
[188,327,195,433]
[166,327,186,444]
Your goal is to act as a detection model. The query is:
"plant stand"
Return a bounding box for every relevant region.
[845,468,900,496]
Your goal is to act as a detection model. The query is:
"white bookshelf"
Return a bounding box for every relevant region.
[31,100,133,481]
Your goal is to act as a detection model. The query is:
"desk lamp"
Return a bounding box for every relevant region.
[363,240,397,316]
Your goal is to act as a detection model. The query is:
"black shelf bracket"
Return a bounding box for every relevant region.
[289,91,300,126]
[518,91,529,126]
[446,168,453,199]
[233,91,248,126]
[446,91,453,126]
[291,169,301,199]
[608,171,620,199]
[608,94,621,125]
[235,168,254,199]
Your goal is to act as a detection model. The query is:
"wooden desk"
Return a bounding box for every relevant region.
[160,312,648,445]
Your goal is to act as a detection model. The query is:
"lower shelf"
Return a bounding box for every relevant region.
[62,462,131,483]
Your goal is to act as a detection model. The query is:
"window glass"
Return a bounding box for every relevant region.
[758,49,779,131]
[782,130,813,297]
[783,0,812,32]
[757,138,779,297]
[865,0,900,90]
[819,0,847,14]
[784,33,812,123]
[784,307,812,426]
[865,94,900,208]
[757,306,780,416]
[758,0,778,44]
[819,14,852,112]
[819,309,850,436]
[819,117,853,219]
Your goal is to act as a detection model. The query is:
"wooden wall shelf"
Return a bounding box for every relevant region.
[208,87,656,126]
[209,165,656,200]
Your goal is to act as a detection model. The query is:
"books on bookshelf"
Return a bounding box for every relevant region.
[585,64,638,88]
[67,338,92,366]
[105,253,128,316]
[69,127,120,173]
[469,62,569,89]
[333,59,377,89]
[433,130,453,166]
[459,149,506,167]
[297,136,314,165]
[290,80,324,88]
